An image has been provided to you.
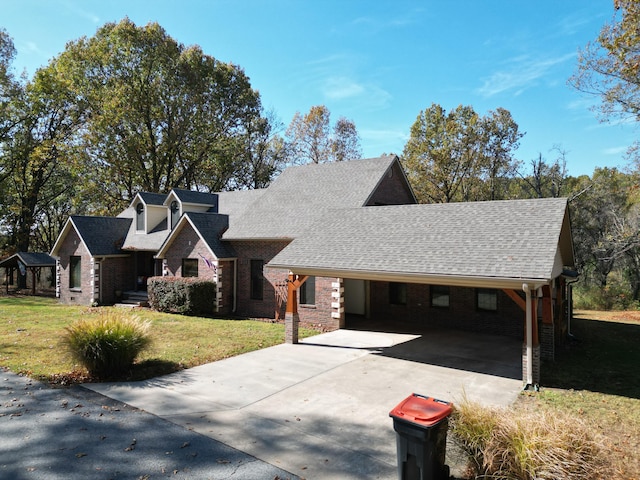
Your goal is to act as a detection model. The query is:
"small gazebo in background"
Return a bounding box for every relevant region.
[0,252,56,295]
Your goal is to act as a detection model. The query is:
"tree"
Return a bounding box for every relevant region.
[1,65,82,252]
[402,104,524,203]
[570,167,636,289]
[477,108,523,200]
[514,147,569,199]
[0,29,20,187]
[50,18,263,210]
[230,108,287,190]
[285,105,361,164]
[570,0,640,159]
[332,116,362,162]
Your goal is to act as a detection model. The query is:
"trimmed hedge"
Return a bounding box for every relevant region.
[148,276,217,316]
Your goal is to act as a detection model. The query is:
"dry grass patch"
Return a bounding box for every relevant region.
[451,399,611,480]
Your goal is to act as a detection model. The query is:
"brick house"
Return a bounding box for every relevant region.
[50,155,576,385]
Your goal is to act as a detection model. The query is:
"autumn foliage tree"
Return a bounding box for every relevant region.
[571,0,640,160]
[402,103,522,203]
[285,105,361,164]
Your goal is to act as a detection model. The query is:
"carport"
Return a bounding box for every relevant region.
[268,198,576,387]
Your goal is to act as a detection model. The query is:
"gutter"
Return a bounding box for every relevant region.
[267,265,549,291]
[233,258,238,313]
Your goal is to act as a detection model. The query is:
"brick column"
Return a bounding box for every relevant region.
[522,343,541,385]
[540,323,555,361]
[215,262,222,312]
[331,279,345,328]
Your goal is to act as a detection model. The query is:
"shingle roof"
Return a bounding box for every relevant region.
[70,216,132,256]
[138,192,167,206]
[184,212,235,259]
[223,156,398,240]
[268,198,573,285]
[0,252,55,268]
[172,189,218,206]
[216,189,266,219]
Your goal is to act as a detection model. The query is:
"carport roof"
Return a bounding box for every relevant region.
[268,197,574,289]
[0,252,56,268]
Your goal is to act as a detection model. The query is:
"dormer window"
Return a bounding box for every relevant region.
[170,200,180,229]
[136,203,145,231]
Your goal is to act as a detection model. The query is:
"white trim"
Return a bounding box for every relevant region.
[267,265,549,290]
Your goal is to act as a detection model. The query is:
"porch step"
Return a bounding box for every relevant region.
[116,291,149,308]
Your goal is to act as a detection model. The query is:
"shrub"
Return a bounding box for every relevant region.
[63,312,151,379]
[147,276,216,315]
[450,399,610,480]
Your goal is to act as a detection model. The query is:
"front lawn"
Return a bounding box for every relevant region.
[0,295,318,383]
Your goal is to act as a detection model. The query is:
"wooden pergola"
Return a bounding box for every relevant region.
[0,252,56,295]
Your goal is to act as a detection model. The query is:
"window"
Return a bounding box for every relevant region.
[136,203,145,231]
[182,258,198,277]
[170,200,180,229]
[389,282,407,305]
[300,276,316,305]
[431,285,450,308]
[477,288,498,311]
[250,259,264,300]
[69,256,81,289]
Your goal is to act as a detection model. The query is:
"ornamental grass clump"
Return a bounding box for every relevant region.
[450,399,610,480]
[63,312,151,379]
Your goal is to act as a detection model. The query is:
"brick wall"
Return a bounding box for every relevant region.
[163,226,217,280]
[298,276,340,329]
[230,240,291,318]
[365,160,416,206]
[368,282,525,338]
[55,228,94,305]
[162,223,231,313]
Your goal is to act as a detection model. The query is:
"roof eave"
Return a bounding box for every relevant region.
[222,235,294,242]
[266,264,551,290]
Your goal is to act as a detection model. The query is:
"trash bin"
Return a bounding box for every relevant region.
[389,393,453,480]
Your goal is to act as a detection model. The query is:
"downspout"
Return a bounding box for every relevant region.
[232,259,238,313]
[565,276,579,338]
[523,283,533,387]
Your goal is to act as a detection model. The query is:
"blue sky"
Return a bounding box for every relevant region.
[2,0,636,177]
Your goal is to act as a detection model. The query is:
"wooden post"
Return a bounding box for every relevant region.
[31,267,36,295]
[284,273,308,344]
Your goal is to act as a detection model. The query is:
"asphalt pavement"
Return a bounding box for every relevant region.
[1,368,299,480]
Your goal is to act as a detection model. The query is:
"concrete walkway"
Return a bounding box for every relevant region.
[87,329,523,479]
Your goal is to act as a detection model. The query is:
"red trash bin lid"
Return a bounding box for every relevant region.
[389,393,453,427]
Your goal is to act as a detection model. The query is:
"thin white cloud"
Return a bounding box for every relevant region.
[602,146,628,156]
[322,77,365,100]
[477,53,576,98]
[360,127,408,157]
[62,1,101,24]
[300,53,392,111]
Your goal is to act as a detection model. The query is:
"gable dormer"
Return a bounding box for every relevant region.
[164,189,218,230]
[130,192,168,234]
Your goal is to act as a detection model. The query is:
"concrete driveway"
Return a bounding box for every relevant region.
[86,328,523,480]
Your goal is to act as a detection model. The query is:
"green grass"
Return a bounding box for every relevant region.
[0,295,318,383]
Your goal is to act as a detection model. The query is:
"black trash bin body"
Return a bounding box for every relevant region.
[389,393,453,480]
